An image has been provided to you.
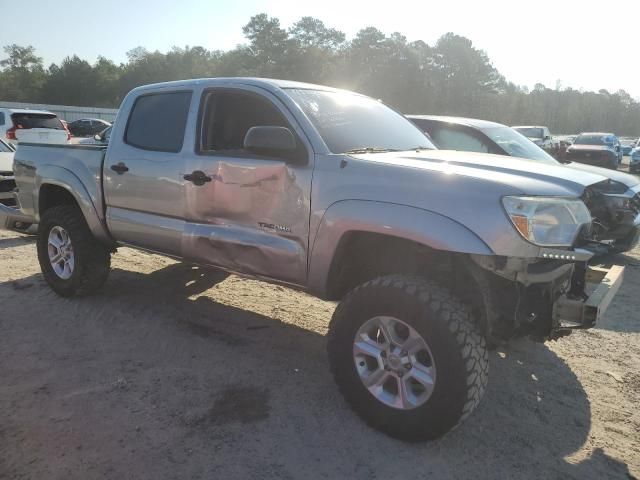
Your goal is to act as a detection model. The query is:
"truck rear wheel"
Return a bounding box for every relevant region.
[37,205,111,297]
[327,275,488,441]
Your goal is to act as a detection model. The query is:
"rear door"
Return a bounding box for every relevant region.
[181,85,313,285]
[12,113,68,144]
[104,89,193,256]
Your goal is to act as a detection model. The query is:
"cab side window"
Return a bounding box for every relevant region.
[430,127,491,154]
[125,91,192,153]
[199,90,305,161]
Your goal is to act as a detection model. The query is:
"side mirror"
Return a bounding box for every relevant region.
[244,126,296,156]
[544,135,551,141]
[94,134,101,141]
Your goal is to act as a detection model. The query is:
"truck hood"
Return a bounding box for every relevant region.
[349,149,609,197]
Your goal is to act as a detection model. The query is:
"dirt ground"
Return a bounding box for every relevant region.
[0,228,638,480]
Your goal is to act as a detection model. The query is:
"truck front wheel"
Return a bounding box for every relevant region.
[37,205,111,297]
[327,275,488,441]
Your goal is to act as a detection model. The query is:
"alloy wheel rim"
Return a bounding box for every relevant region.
[353,316,436,410]
[47,226,75,280]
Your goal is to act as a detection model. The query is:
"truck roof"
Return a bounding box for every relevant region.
[407,115,505,130]
[131,77,351,96]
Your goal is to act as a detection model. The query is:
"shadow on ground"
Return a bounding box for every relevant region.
[0,263,635,479]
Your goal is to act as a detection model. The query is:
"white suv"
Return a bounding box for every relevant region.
[0,108,70,145]
[0,138,16,206]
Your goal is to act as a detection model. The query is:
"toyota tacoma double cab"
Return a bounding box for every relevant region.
[0,78,625,441]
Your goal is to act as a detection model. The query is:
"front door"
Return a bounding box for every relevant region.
[181,86,313,286]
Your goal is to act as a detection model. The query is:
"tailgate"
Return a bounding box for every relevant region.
[16,128,68,145]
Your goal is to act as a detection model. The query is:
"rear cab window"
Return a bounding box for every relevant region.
[11,113,63,130]
[125,91,192,152]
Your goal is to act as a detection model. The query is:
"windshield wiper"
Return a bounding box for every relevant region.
[406,146,433,151]
[345,147,399,154]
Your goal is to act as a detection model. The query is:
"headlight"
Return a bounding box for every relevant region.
[502,196,591,247]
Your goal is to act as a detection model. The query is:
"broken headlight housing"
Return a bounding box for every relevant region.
[502,196,592,247]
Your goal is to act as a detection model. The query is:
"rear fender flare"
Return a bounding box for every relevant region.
[35,165,111,243]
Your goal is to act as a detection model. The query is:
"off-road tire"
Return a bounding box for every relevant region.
[327,275,488,441]
[37,205,111,297]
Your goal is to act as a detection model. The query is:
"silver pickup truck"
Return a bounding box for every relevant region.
[0,78,625,441]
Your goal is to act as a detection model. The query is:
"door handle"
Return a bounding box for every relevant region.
[110,162,129,174]
[183,170,212,186]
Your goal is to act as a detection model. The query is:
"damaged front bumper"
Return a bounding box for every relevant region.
[553,264,624,331]
[470,251,625,341]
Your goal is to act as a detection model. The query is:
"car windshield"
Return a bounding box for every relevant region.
[514,127,543,139]
[11,113,63,130]
[286,89,435,154]
[483,126,559,164]
[574,134,610,146]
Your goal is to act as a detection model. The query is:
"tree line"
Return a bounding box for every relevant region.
[1,13,638,136]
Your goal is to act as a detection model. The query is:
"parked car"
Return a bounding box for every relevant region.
[512,125,559,156]
[0,108,69,145]
[68,118,112,137]
[621,138,636,156]
[630,139,640,173]
[0,78,625,442]
[564,132,624,169]
[78,125,112,145]
[0,138,16,206]
[408,115,640,253]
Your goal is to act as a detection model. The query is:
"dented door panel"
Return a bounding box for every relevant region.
[182,157,311,284]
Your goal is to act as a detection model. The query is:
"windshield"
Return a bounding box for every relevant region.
[483,126,559,164]
[574,134,611,146]
[514,127,544,139]
[286,89,435,154]
[11,113,63,130]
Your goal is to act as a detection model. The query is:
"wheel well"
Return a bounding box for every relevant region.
[325,232,453,300]
[325,231,492,334]
[39,184,78,215]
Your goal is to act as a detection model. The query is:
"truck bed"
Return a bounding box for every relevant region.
[7,142,108,228]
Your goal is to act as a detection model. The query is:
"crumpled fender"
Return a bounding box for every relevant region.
[307,200,493,297]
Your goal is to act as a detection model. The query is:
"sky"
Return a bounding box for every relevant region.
[3,0,639,98]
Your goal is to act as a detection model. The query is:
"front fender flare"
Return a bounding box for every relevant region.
[307,200,493,297]
[35,165,111,243]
